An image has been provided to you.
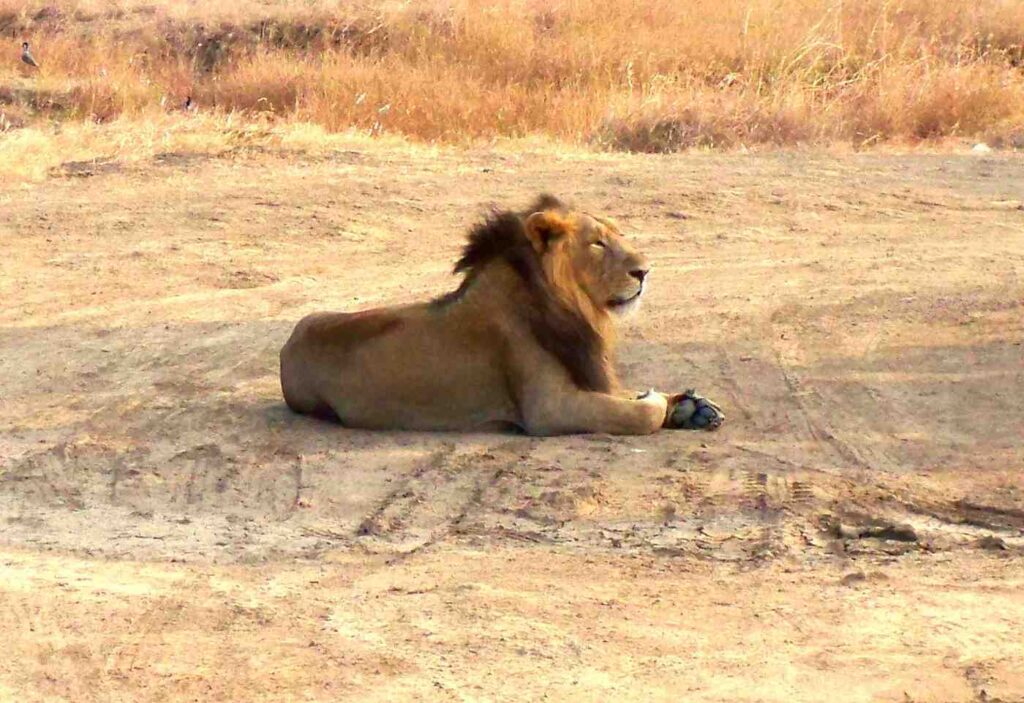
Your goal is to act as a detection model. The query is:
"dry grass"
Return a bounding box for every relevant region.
[2,0,1024,153]
[0,114,439,182]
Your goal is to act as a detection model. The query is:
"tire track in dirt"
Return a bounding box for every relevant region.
[764,313,1024,553]
[352,439,531,556]
[354,441,458,539]
[773,339,875,471]
[459,448,831,562]
[717,305,872,475]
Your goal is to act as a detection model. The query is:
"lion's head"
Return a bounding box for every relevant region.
[523,207,649,318]
[447,195,650,393]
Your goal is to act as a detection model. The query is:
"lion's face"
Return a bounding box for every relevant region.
[526,210,650,317]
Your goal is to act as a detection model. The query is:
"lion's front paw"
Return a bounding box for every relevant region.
[666,389,725,431]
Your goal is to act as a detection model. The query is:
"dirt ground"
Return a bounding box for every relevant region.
[1,144,1023,702]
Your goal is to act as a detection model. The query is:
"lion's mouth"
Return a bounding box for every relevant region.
[607,286,644,309]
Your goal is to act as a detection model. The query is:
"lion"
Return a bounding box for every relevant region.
[279,195,724,435]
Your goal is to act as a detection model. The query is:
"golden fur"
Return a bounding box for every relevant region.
[280,195,718,435]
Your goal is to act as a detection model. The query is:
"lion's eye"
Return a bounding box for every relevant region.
[591,241,607,250]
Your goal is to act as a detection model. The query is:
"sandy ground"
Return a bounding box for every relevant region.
[1,144,1023,702]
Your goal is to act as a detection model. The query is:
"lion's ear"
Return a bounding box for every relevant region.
[525,211,570,254]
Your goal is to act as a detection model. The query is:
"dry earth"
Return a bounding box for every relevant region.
[1,144,1023,702]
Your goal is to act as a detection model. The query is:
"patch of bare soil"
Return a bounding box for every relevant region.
[1,146,1022,701]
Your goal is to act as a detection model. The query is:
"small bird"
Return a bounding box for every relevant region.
[183,95,197,113]
[21,42,40,69]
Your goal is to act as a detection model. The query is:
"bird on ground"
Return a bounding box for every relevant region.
[21,42,40,69]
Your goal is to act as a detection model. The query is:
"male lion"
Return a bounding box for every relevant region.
[280,195,724,435]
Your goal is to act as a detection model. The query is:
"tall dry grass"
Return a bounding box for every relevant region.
[1,0,1023,150]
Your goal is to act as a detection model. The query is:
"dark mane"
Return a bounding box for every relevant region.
[452,210,527,276]
[435,196,611,393]
[452,194,568,275]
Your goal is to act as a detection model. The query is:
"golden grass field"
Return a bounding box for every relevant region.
[2,0,1024,160]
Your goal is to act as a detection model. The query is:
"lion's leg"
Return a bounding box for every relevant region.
[520,389,670,436]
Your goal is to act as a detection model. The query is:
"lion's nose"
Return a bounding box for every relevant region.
[629,268,649,283]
